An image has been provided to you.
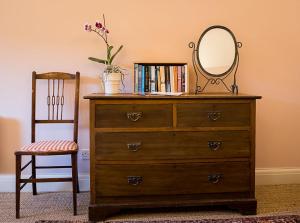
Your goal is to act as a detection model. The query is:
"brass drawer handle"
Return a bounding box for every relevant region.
[208,112,221,121]
[208,174,223,184]
[127,142,142,152]
[208,141,222,151]
[127,176,143,186]
[127,112,143,122]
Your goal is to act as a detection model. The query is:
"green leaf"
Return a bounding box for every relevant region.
[88,57,108,64]
[107,45,113,61]
[109,45,123,64]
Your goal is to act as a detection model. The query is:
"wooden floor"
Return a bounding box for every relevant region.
[0,184,299,223]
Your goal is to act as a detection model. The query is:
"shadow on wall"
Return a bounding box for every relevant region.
[76,75,102,174]
[0,117,21,173]
[79,75,102,129]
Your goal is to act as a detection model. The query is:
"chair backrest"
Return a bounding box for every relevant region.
[31,71,80,143]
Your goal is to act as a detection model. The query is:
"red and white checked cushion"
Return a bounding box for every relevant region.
[20,140,78,152]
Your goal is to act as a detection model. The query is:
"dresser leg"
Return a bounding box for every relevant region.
[228,200,257,215]
[89,205,121,222]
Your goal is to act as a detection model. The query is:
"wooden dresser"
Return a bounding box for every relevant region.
[84,93,261,221]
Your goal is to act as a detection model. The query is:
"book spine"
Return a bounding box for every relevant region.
[141,65,145,93]
[144,66,150,92]
[181,65,185,93]
[184,64,188,93]
[138,65,142,92]
[177,66,182,92]
[173,66,178,92]
[160,66,166,92]
[165,66,170,92]
[155,66,159,91]
[134,64,138,93]
[157,66,161,92]
[150,66,156,92]
[169,66,174,93]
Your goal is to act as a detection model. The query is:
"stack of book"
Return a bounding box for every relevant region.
[134,63,188,93]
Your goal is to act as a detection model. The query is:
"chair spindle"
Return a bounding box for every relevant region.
[56,80,60,120]
[47,79,51,120]
[61,79,65,120]
[47,79,66,120]
[51,79,55,120]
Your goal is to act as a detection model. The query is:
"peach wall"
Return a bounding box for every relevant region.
[1,0,300,174]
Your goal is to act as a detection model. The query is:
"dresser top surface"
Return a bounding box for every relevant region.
[84,93,262,100]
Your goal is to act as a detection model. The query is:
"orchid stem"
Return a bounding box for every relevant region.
[91,29,109,47]
[103,14,108,42]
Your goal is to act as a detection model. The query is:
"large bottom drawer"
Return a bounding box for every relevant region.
[95,162,250,196]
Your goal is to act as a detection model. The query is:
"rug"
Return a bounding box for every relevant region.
[36,215,300,223]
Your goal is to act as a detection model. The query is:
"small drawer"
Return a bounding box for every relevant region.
[95,162,250,196]
[95,104,173,128]
[177,103,250,127]
[95,131,250,161]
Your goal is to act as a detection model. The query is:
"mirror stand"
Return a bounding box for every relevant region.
[189,40,242,94]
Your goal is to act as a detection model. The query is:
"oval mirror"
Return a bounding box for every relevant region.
[197,26,237,77]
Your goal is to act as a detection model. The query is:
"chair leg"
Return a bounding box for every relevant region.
[15,154,21,219]
[32,155,37,195]
[71,153,78,215]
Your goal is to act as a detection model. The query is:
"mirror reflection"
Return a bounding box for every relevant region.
[198,27,236,77]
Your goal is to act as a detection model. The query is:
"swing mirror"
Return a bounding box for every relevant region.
[196,25,239,77]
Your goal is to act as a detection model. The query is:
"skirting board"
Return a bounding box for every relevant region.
[256,168,300,185]
[0,168,299,192]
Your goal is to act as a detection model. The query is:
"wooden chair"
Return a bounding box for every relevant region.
[15,71,80,218]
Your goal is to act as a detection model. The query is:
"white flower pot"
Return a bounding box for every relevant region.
[103,72,122,94]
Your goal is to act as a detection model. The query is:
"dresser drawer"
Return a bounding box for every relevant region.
[95,131,250,161]
[95,162,250,196]
[95,104,173,128]
[177,103,250,127]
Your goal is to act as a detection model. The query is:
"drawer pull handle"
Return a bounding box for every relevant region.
[208,112,221,121]
[208,141,222,151]
[208,174,223,184]
[127,112,143,122]
[128,176,143,186]
[127,142,142,152]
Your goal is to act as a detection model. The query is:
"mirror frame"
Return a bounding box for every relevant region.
[196,25,238,78]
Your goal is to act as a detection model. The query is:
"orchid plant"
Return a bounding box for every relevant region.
[85,14,124,74]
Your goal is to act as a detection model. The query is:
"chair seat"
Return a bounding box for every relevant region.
[18,140,78,154]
